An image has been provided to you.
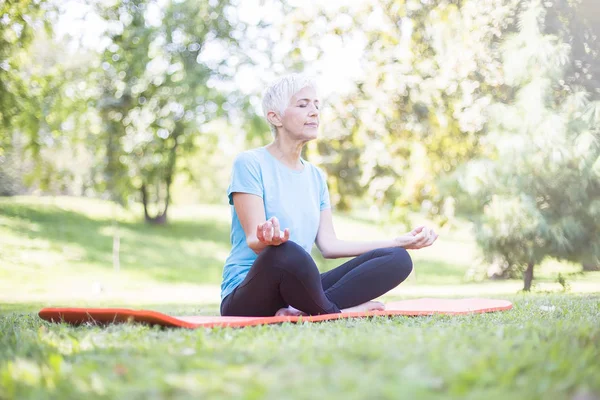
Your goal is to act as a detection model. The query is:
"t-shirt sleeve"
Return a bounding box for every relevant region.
[318,167,331,211]
[227,152,263,205]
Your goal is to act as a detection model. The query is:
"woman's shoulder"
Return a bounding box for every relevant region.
[233,148,265,165]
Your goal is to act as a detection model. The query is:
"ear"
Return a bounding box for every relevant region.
[267,110,283,128]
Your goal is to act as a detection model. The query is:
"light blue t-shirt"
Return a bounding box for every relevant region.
[220,146,331,300]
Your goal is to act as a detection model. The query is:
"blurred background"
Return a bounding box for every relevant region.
[1,0,599,306]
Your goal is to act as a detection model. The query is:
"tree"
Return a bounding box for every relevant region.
[0,0,52,195]
[96,0,239,223]
[463,1,600,290]
[285,0,522,221]
[0,0,51,131]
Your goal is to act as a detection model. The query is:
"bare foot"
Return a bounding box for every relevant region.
[341,301,385,313]
[275,306,308,317]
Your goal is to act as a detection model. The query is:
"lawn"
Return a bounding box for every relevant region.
[1,295,599,399]
[1,196,597,305]
[0,196,599,399]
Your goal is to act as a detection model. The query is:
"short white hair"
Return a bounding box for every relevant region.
[261,73,317,136]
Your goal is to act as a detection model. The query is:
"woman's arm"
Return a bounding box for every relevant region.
[315,208,438,259]
[232,192,290,254]
[314,208,395,258]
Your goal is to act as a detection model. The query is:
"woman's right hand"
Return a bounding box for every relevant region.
[394,225,438,250]
[257,216,290,246]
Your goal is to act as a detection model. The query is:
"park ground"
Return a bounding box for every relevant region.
[0,196,598,399]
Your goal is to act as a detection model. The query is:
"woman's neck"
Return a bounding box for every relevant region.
[266,136,304,171]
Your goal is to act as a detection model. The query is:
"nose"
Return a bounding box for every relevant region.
[309,103,319,116]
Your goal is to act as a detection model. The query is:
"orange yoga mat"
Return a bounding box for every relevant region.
[38,298,512,329]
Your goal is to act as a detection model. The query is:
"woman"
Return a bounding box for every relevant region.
[220,74,438,317]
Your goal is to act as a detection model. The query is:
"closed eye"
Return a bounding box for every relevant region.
[299,103,320,109]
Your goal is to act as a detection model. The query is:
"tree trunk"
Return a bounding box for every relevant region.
[523,262,534,291]
[112,206,120,273]
[140,132,178,225]
[141,182,168,224]
[582,256,600,271]
[141,183,151,221]
[146,212,167,225]
[582,263,600,271]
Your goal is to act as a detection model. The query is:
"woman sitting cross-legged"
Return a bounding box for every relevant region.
[220,73,439,317]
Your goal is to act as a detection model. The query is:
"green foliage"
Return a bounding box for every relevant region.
[288,0,599,237]
[95,0,239,222]
[288,0,526,223]
[0,0,54,194]
[0,0,52,132]
[2,0,258,222]
[462,2,600,288]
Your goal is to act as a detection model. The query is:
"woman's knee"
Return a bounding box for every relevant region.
[259,241,311,271]
[386,247,413,283]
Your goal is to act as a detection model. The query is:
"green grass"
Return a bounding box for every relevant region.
[0,196,230,284]
[1,195,598,306]
[1,196,599,399]
[0,295,598,399]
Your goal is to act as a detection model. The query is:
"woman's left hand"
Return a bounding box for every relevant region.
[394,225,438,250]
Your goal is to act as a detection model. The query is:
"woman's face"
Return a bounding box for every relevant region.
[277,86,320,140]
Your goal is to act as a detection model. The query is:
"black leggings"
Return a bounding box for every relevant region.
[220,241,413,317]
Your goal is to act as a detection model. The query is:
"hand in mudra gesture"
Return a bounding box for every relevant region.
[257,216,290,246]
[395,225,438,250]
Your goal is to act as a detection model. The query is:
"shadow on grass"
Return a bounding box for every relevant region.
[0,202,231,284]
[314,252,472,284]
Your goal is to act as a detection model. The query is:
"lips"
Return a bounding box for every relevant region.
[305,123,319,128]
